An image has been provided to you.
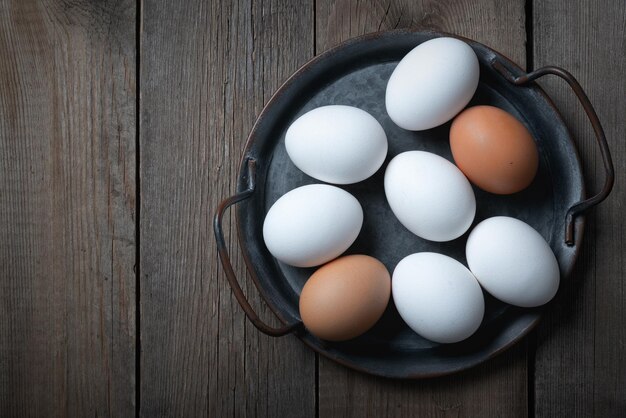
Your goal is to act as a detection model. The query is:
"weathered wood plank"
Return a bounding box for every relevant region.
[140,0,316,416]
[0,0,137,416]
[316,0,527,62]
[320,344,527,417]
[533,1,626,416]
[315,1,529,416]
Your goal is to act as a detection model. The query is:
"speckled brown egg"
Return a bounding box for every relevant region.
[450,105,539,194]
[299,255,391,341]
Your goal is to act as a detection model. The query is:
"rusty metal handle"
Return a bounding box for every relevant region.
[213,158,301,336]
[492,60,615,246]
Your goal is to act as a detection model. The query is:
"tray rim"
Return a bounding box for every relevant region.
[232,28,585,378]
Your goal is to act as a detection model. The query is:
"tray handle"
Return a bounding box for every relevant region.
[492,59,615,246]
[214,158,301,337]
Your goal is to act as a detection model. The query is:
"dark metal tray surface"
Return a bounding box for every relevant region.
[214,30,613,378]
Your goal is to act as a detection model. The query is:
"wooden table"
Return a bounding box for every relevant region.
[1,0,624,416]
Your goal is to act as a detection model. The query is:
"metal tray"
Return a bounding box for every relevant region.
[215,30,613,378]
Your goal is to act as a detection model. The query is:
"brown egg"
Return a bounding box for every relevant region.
[299,255,390,341]
[450,105,539,194]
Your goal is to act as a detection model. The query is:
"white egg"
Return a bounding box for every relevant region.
[384,151,476,242]
[263,184,363,267]
[466,216,560,307]
[392,252,484,343]
[386,37,479,131]
[285,105,388,184]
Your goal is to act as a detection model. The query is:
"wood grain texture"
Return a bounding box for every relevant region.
[315,0,527,64]
[320,344,528,418]
[533,1,626,417]
[139,0,315,416]
[315,1,529,416]
[0,0,136,416]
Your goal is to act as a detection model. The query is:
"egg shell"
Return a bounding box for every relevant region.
[285,105,388,184]
[299,255,391,341]
[384,151,476,242]
[263,184,363,267]
[450,106,539,194]
[466,216,560,307]
[392,252,485,344]
[385,37,479,131]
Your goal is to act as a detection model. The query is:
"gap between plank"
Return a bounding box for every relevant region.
[525,0,534,72]
[135,0,143,416]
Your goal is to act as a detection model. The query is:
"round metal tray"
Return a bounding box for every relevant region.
[215,30,613,378]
